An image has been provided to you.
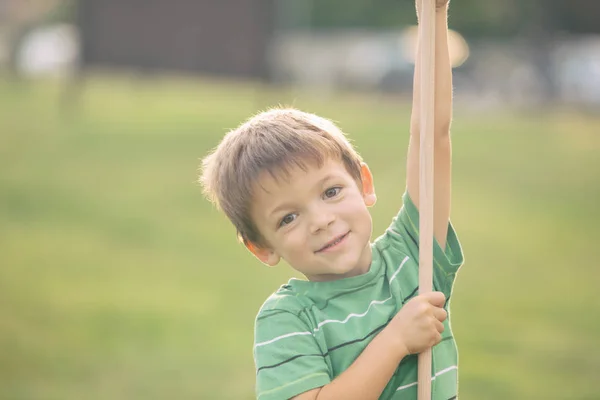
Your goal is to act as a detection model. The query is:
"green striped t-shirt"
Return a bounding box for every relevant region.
[254,192,464,400]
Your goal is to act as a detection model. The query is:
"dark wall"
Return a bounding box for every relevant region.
[78,0,275,79]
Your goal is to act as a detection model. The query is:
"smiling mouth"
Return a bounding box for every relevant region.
[316,232,350,253]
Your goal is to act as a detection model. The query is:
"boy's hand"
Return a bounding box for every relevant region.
[416,0,449,18]
[384,292,447,356]
[418,0,449,9]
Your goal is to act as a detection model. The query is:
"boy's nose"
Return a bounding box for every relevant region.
[310,209,336,233]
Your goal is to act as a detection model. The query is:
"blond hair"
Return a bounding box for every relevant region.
[199,108,363,246]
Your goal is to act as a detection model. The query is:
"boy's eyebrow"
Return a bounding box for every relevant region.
[268,202,293,217]
[268,173,338,217]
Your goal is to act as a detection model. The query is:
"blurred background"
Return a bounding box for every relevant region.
[0,0,599,399]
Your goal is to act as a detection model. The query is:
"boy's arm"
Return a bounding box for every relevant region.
[291,326,408,400]
[406,1,453,250]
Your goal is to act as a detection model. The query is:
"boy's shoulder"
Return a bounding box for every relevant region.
[255,283,308,320]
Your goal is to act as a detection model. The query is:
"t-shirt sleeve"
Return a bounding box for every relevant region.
[386,191,464,298]
[254,308,331,400]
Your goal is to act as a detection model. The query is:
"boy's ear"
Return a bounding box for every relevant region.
[360,162,377,207]
[245,240,281,267]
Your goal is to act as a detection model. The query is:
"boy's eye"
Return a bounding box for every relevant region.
[324,187,341,199]
[279,214,297,227]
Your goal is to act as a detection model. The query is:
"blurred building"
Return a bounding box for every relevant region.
[78,0,275,80]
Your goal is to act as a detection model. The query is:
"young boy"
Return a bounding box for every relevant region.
[200,1,462,399]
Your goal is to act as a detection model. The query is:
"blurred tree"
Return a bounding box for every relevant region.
[554,0,600,34]
[520,0,561,104]
[310,0,416,28]
[308,0,600,36]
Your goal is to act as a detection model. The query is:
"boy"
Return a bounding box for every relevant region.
[200,0,462,398]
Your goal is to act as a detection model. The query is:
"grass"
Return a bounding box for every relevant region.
[0,74,599,399]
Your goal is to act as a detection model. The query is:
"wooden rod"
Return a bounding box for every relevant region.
[417,0,436,399]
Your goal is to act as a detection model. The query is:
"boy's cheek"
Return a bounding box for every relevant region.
[341,201,370,217]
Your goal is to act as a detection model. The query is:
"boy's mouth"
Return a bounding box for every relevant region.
[315,232,350,253]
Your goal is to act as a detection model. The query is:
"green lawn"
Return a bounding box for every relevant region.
[1,75,599,399]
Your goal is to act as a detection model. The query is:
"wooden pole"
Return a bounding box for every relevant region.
[417,0,436,399]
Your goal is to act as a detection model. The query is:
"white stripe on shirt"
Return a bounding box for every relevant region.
[389,256,410,285]
[255,331,313,348]
[396,365,458,392]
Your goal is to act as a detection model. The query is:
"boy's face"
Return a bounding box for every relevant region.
[247,158,376,282]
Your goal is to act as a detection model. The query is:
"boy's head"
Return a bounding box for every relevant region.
[200,108,377,281]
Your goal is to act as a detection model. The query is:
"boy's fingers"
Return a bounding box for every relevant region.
[423,291,446,307]
[434,307,448,322]
[435,320,445,334]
